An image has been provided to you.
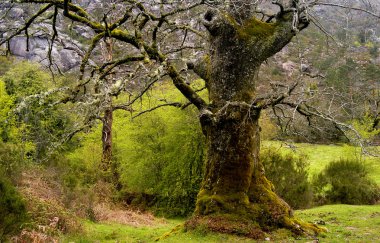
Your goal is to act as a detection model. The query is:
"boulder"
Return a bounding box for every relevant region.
[8,36,80,72]
[8,7,24,19]
[281,61,297,77]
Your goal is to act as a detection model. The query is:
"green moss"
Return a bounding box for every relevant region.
[196,190,251,216]
[280,216,326,237]
[203,54,212,81]
[172,177,322,239]
[223,13,276,41]
[185,215,265,239]
[238,18,276,40]
[156,224,184,241]
[196,171,295,228]
[111,29,128,37]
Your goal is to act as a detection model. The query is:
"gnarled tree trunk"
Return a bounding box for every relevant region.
[187,5,319,238]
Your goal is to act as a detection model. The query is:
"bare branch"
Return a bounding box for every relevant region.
[0,3,53,46]
[252,82,299,109]
[99,55,145,80]
[166,62,208,110]
[312,2,380,19]
[132,102,182,119]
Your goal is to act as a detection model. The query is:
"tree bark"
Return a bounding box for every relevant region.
[101,108,113,170]
[187,8,320,238]
[101,38,114,173]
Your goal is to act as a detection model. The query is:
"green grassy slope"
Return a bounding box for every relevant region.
[62,204,380,242]
[296,204,380,243]
[62,142,380,242]
[61,220,179,243]
[262,141,380,184]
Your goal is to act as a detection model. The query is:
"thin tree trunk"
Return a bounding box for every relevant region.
[101,108,113,170]
[101,38,114,172]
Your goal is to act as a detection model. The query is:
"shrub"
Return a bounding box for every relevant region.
[115,82,206,217]
[261,148,313,209]
[0,142,25,182]
[0,175,28,241]
[0,56,14,76]
[116,106,205,217]
[259,111,278,140]
[1,61,74,161]
[312,158,380,205]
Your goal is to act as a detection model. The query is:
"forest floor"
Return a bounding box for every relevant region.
[14,142,379,242]
[60,204,380,242]
[59,142,380,242]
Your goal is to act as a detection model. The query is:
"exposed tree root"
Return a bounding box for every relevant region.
[187,172,325,240]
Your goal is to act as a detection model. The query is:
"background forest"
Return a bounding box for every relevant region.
[0,0,380,242]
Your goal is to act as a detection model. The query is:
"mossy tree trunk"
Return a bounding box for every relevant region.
[101,38,116,180]
[188,6,318,237]
[101,38,113,168]
[101,108,113,169]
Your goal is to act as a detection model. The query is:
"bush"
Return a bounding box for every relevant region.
[0,142,25,182]
[259,111,278,140]
[116,106,205,217]
[313,158,380,205]
[115,82,206,217]
[0,176,28,240]
[261,148,313,209]
[1,61,74,161]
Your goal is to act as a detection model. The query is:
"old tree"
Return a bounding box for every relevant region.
[1,0,379,238]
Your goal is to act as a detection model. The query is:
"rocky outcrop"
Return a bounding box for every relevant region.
[0,3,89,72]
[6,36,81,72]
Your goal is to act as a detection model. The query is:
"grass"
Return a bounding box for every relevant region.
[61,219,181,243]
[61,219,256,242]
[61,142,380,242]
[61,204,380,242]
[295,204,380,243]
[262,141,380,184]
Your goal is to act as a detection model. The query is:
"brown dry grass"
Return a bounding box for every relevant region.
[93,202,165,227]
[17,166,164,229]
[19,167,64,206]
[12,167,81,242]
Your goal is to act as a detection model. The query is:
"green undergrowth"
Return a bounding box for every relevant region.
[58,142,380,242]
[61,204,380,242]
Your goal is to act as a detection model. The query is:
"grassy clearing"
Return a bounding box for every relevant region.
[61,219,180,243]
[262,141,380,184]
[61,204,380,242]
[61,219,256,242]
[295,204,380,243]
[61,220,258,242]
[61,142,380,242]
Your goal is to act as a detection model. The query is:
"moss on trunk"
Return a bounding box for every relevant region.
[190,106,322,238]
[187,8,322,239]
